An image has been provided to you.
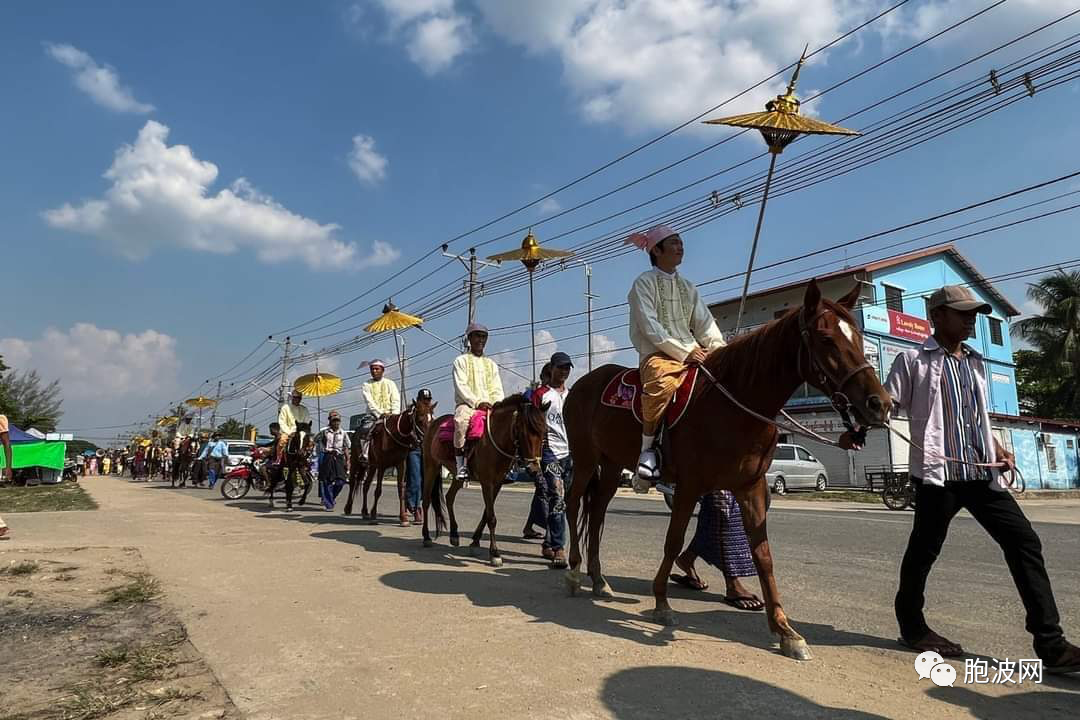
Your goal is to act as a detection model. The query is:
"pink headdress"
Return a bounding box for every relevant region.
[624,225,679,252]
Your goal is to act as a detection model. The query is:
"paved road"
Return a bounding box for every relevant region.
[6,476,1080,719]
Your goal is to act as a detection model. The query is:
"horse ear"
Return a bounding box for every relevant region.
[803,278,822,314]
[838,284,862,310]
[431,401,438,412]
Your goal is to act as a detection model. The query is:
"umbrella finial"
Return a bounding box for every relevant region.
[786,44,809,96]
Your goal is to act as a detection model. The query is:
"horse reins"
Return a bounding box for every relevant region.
[484,408,541,467]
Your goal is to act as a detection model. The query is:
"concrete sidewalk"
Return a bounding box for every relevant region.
[6,476,1077,720]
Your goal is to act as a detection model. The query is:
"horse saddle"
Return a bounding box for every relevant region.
[600,367,699,430]
[435,410,488,446]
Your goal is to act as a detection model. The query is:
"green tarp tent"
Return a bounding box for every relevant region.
[0,441,67,470]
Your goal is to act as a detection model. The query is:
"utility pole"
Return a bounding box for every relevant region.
[208,380,223,430]
[442,245,497,326]
[268,336,305,405]
[584,263,596,373]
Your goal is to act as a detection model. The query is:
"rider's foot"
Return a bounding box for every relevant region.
[454,454,469,482]
[634,449,659,493]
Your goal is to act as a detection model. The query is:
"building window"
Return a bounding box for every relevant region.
[1067,439,1075,450]
[989,317,1004,345]
[884,285,903,313]
[1046,443,1057,473]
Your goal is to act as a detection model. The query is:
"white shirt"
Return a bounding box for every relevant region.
[628,267,726,363]
[278,403,312,436]
[362,377,401,416]
[537,386,569,459]
[453,353,504,408]
[175,422,193,439]
[318,426,351,455]
[885,337,1004,490]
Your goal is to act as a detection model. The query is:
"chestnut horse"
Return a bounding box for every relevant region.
[562,281,891,660]
[343,398,436,525]
[172,437,198,488]
[420,395,547,566]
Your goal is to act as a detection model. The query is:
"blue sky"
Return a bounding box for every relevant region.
[2,1,1078,441]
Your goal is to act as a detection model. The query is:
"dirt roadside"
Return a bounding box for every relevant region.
[3,476,1078,720]
[0,546,237,720]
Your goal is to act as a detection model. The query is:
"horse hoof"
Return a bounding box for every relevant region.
[449,535,460,547]
[423,538,434,548]
[490,556,503,568]
[780,636,813,661]
[399,518,410,527]
[565,571,582,596]
[592,579,615,600]
[651,608,678,627]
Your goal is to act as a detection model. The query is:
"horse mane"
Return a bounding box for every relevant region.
[492,394,547,436]
[708,298,855,389]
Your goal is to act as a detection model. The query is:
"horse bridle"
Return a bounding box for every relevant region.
[383,404,428,449]
[485,407,542,468]
[797,308,875,438]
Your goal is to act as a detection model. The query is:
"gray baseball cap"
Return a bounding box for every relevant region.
[928,285,991,314]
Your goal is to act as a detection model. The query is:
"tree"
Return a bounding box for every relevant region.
[1012,270,1080,421]
[215,418,254,439]
[0,368,64,431]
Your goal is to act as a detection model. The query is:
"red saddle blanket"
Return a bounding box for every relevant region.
[435,409,488,444]
[600,366,698,429]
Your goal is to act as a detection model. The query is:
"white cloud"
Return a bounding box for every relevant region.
[535,329,558,356]
[591,332,621,365]
[371,0,474,75]
[0,324,181,430]
[884,0,1078,42]
[43,121,400,272]
[538,197,562,215]
[348,134,389,185]
[44,42,154,114]
[473,0,875,133]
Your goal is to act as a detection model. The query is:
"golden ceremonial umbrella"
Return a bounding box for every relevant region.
[489,231,574,383]
[704,48,860,331]
[364,302,423,405]
[293,371,342,430]
[156,415,178,427]
[185,396,217,433]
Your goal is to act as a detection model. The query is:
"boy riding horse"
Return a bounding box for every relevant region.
[627,224,726,490]
[452,323,504,482]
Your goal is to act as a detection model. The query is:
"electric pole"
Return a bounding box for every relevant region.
[208,380,223,430]
[268,335,305,405]
[442,245,497,326]
[584,263,596,373]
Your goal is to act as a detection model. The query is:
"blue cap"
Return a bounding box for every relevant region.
[550,351,573,368]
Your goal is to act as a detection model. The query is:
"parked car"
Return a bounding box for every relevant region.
[767,443,829,494]
[224,440,255,468]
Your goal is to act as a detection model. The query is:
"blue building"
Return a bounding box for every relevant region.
[708,244,1080,489]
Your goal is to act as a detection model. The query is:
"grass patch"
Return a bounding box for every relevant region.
[776,489,883,504]
[1,560,40,576]
[0,481,98,513]
[103,572,160,604]
[95,645,130,668]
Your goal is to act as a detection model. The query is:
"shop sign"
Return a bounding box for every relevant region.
[888,310,931,341]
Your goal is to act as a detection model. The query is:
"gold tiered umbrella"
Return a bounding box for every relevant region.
[489,231,574,383]
[156,415,179,427]
[294,371,343,429]
[364,302,423,404]
[704,48,860,331]
[185,396,218,432]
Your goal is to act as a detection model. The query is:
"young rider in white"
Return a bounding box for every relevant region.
[451,323,504,481]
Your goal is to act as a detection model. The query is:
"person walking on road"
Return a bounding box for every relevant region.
[522,364,552,540]
[206,433,229,489]
[316,410,351,510]
[531,352,573,569]
[879,284,1080,673]
[670,489,764,611]
[404,388,433,523]
[1,413,12,539]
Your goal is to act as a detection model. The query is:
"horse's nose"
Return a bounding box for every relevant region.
[865,394,887,422]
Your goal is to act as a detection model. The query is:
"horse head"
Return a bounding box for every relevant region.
[799,280,891,427]
[512,395,547,475]
[288,422,313,457]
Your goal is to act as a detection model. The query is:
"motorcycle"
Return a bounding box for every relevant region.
[219,447,272,500]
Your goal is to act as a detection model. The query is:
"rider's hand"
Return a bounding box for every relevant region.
[838,431,863,451]
[477,402,493,411]
[686,348,708,366]
[1000,450,1017,473]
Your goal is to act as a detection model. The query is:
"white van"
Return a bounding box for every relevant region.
[767,443,829,494]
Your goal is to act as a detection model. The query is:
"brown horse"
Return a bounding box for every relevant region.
[172,437,198,488]
[562,281,891,660]
[420,396,547,566]
[343,398,436,525]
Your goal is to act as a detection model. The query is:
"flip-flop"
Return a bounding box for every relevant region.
[670,573,708,591]
[722,594,765,611]
[522,530,544,540]
[897,635,964,658]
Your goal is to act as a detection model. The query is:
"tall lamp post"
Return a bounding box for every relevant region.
[704,49,860,332]
[488,231,574,384]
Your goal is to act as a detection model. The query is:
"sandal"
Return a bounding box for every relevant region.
[522,529,544,540]
[898,631,964,658]
[670,573,708,591]
[722,594,765,611]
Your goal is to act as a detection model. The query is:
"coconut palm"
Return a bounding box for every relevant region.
[1012,270,1080,419]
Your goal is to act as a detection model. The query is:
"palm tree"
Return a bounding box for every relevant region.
[1012,270,1080,419]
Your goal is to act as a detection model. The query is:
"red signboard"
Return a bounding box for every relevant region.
[888,309,931,341]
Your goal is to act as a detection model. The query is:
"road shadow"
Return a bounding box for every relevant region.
[378,566,897,653]
[602,666,887,718]
[925,682,1080,719]
[301,528,549,570]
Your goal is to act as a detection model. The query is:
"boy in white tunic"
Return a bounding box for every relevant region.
[626,225,726,490]
[361,360,401,417]
[452,323,504,480]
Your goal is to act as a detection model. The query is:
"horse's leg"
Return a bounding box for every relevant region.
[446,476,463,546]
[360,464,374,519]
[650,476,696,625]
[343,462,358,515]
[586,462,620,599]
[485,482,503,567]
[735,477,811,660]
[565,451,597,596]
[421,454,436,546]
[397,460,409,526]
[370,467,385,524]
[468,508,487,556]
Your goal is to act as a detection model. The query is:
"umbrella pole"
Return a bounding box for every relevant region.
[393,329,405,407]
[734,152,778,334]
[315,359,322,430]
[529,271,536,385]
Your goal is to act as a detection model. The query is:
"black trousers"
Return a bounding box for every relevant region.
[895,478,1065,657]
